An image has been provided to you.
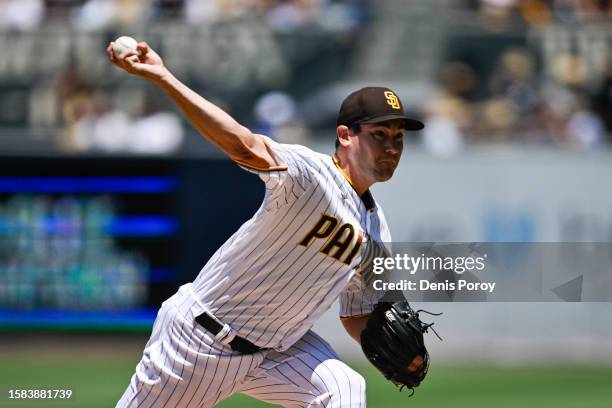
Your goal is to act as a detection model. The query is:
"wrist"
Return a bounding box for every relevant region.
[154,69,175,88]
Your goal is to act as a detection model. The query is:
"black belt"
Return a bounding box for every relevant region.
[195,312,262,354]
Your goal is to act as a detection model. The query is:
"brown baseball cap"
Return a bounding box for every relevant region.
[337,87,424,130]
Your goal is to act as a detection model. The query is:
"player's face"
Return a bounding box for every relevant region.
[353,121,404,182]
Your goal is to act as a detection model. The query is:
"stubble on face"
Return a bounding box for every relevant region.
[372,162,396,181]
[359,121,404,182]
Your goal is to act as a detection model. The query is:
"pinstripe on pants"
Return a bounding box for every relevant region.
[116,294,366,408]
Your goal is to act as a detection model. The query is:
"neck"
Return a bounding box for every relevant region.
[333,153,371,196]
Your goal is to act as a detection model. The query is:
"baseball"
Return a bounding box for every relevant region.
[112,36,138,56]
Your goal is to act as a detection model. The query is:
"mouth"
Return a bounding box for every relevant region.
[378,159,398,166]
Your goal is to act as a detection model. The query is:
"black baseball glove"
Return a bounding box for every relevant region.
[360,301,442,395]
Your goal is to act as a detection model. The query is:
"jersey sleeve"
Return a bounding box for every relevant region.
[339,209,392,318]
[338,272,384,318]
[378,207,392,243]
[236,135,315,211]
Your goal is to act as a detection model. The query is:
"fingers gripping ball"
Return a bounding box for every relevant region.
[112,36,138,57]
[360,301,442,395]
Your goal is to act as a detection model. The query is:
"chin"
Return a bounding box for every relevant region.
[374,169,395,182]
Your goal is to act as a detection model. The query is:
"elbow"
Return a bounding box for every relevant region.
[230,146,268,168]
[225,128,273,169]
[227,127,257,159]
[236,125,259,150]
[211,123,254,157]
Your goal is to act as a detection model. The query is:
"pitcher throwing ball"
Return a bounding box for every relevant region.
[108,40,430,407]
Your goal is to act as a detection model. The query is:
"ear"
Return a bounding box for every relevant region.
[336,125,351,148]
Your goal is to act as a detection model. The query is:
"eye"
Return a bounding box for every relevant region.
[372,131,386,141]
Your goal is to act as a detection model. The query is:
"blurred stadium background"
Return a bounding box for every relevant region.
[1,0,611,406]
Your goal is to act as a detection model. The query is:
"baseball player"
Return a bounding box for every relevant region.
[108,41,424,407]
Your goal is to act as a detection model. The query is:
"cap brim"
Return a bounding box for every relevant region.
[360,114,425,131]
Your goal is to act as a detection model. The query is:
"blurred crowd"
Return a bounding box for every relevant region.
[54,66,185,153]
[0,0,369,32]
[419,0,612,155]
[468,0,612,25]
[0,0,369,154]
[424,47,612,154]
[0,0,611,154]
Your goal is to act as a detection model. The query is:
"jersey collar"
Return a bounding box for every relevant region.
[332,155,376,212]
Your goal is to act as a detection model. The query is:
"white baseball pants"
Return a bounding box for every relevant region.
[116,293,366,407]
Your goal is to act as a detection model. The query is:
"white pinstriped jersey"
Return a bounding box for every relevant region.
[189,136,391,351]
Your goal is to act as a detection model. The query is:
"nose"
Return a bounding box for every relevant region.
[383,140,400,156]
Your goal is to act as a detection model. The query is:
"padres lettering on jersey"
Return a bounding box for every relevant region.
[189,136,391,351]
[299,213,364,265]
